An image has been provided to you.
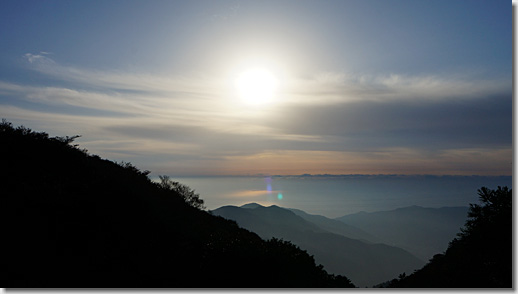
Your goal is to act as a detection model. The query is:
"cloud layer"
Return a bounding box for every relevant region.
[0,54,511,176]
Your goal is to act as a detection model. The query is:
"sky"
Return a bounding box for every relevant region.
[0,0,512,177]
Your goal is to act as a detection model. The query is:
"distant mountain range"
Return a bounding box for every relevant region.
[287,207,380,244]
[212,203,432,287]
[336,205,468,261]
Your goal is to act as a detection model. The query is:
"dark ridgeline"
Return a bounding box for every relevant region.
[212,203,425,287]
[2,120,354,288]
[381,186,512,288]
[336,205,469,261]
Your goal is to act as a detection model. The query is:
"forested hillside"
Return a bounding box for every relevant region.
[3,120,353,288]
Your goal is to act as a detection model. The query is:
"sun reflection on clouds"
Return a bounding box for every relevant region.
[223,176,286,203]
[225,188,286,206]
[227,189,281,198]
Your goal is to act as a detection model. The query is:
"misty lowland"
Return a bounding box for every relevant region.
[4,121,511,288]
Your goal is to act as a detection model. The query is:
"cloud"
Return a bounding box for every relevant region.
[24,52,55,64]
[20,53,511,107]
[227,189,282,198]
[283,72,510,105]
[209,147,512,176]
[271,93,511,152]
[0,53,511,176]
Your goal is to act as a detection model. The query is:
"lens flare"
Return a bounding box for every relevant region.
[265,177,272,194]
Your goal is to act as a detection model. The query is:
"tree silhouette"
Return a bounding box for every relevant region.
[458,186,511,239]
[158,175,205,210]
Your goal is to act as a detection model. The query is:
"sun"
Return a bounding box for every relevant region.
[235,68,278,105]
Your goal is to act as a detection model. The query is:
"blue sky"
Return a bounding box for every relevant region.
[0,0,512,176]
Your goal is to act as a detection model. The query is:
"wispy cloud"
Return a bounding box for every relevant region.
[0,53,511,176]
[284,71,510,105]
[22,53,511,106]
[24,52,54,64]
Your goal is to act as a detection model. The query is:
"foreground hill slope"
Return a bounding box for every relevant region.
[336,205,468,260]
[3,121,353,288]
[212,204,424,287]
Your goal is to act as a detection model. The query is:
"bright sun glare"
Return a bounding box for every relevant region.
[235,68,278,105]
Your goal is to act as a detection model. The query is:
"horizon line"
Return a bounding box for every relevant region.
[161,173,512,178]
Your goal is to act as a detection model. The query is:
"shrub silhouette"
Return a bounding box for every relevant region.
[385,186,512,288]
[158,175,205,210]
[2,120,354,288]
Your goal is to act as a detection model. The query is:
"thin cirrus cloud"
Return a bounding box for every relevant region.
[24,52,54,64]
[0,53,511,176]
[285,71,510,105]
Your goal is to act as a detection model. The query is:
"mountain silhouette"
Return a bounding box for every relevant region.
[287,207,380,243]
[383,186,512,288]
[241,202,264,209]
[212,203,424,287]
[336,205,468,260]
[3,120,354,288]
